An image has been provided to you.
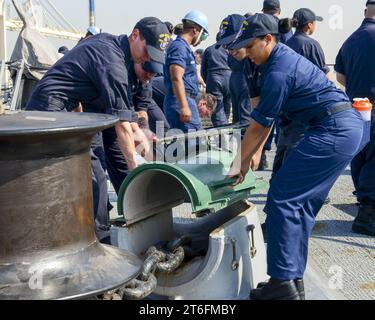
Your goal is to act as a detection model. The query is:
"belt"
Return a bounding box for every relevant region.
[167,92,197,99]
[309,103,352,125]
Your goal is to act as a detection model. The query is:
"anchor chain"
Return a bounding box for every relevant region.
[149,246,185,273]
[102,244,185,300]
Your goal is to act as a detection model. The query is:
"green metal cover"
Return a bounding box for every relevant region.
[117,150,268,219]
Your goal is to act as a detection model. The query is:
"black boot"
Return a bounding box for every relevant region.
[256,279,305,300]
[261,222,267,242]
[294,279,305,300]
[250,279,301,300]
[352,204,375,236]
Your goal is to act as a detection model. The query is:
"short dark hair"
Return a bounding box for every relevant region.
[262,0,281,15]
[137,116,149,129]
[256,34,280,44]
[173,23,183,36]
[183,20,202,33]
[263,7,280,15]
[200,93,217,111]
[279,17,302,32]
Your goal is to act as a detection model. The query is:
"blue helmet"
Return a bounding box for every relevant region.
[183,10,209,34]
[87,26,101,35]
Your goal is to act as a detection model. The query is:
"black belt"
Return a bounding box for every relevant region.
[168,92,197,99]
[309,103,352,125]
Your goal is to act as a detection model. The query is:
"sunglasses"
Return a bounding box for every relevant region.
[200,30,209,42]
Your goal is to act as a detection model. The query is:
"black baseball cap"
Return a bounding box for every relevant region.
[58,46,69,54]
[216,14,246,47]
[229,13,279,50]
[142,61,164,74]
[164,21,174,34]
[293,8,323,26]
[263,0,280,14]
[366,0,375,5]
[135,17,172,64]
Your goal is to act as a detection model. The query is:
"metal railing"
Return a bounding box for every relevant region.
[0,58,25,111]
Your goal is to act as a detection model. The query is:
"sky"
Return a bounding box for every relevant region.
[6,0,369,64]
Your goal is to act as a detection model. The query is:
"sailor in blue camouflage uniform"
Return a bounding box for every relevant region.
[164,11,209,132]
[286,9,331,76]
[26,17,171,243]
[261,0,293,160]
[228,13,368,300]
[216,14,252,126]
[201,41,232,127]
[102,60,167,195]
[335,0,375,237]
[271,9,333,179]
[262,0,293,43]
[132,62,170,134]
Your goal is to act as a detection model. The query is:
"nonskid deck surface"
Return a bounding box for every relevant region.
[249,147,374,301]
[108,144,374,300]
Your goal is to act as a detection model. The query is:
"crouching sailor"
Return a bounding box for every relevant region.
[227,13,369,300]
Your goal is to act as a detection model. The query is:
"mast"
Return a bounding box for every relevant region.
[89,0,95,27]
[0,0,7,61]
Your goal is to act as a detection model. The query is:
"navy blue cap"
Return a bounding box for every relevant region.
[58,46,69,55]
[164,21,174,34]
[367,0,375,5]
[229,13,279,50]
[293,8,323,26]
[263,0,280,12]
[135,17,172,64]
[142,61,164,74]
[216,14,246,47]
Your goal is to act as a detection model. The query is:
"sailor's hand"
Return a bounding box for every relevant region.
[142,128,158,144]
[228,172,245,187]
[241,160,250,180]
[127,154,138,171]
[180,106,192,123]
[227,158,245,186]
[250,149,262,171]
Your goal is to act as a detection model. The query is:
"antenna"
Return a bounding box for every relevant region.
[89,0,95,27]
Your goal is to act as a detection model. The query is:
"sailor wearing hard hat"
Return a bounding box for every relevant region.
[163,10,209,132]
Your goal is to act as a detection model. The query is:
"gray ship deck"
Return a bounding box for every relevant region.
[250,147,375,300]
